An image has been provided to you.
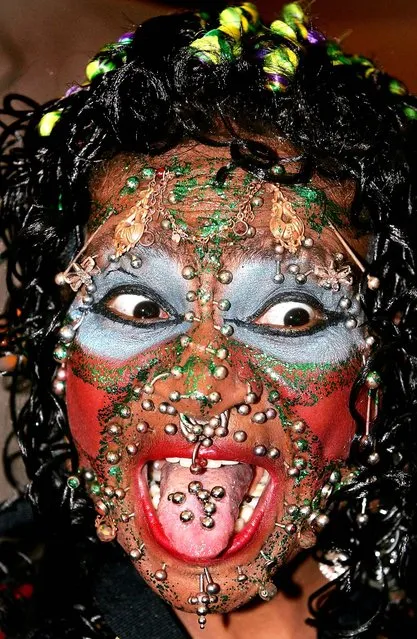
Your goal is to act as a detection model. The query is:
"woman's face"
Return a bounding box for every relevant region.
[63,144,368,615]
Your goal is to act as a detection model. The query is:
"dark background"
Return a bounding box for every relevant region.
[0,0,415,498]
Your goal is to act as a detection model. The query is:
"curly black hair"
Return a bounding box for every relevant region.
[1,3,417,637]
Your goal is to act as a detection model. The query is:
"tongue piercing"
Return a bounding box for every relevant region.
[254,444,267,457]
[129,543,145,561]
[155,564,168,581]
[237,566,248,583]
[203,502,216,515]
[188,481,203,494]
[201,516,215,529]
[180,510,195,523]
[168,492,186,504]
[210,486,226,500]
[197,490,211,502]
[164,423,178,436]
[233,430,248,443]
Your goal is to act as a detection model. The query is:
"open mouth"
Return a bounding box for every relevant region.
[139,456,273,562]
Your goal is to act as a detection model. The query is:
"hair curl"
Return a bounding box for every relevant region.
[1,4,417,637]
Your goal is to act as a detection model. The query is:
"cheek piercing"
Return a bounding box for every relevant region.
[155,563,168,581]
[237,566,248,583]
[129,543,145,561]
[233,430,248,443]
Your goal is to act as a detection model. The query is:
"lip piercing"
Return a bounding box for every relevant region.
[203,567,221,595]
[182,265,197,280]
[254,444,267,457]
[129,543,145,561]
[164,423,178,435]
[155,563,168,581]
[190,442,208,475]
[119,406,131,418]
[143,372,170,394]
[106,450,121,464]
[233,430,248,443]
[267,447,280,459]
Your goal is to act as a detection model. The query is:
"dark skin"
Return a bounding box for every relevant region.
[65,144,370,635]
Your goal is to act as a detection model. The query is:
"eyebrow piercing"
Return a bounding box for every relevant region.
[328,221,380,290]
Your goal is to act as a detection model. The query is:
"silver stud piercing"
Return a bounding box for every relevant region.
[237,566,248,583]
[155,563,168,581]
[258,551,278,601]
[164,423,178,436]
[130,543,145,561]
[188,570,221,629]
[217,269,233,285]
[275,521,297,535]
[233,430,248,443]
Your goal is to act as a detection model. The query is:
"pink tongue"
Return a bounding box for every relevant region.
[158,462,253,560]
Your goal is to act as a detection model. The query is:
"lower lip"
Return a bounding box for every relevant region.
[136,462,279,564]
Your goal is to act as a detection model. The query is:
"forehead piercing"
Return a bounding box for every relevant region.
[270,186,305,254]
[180,510,194,523]
[126,443,138,456]
[233,430,248,443]
[254,444,267,457]
[328,222,380,290]
[217,269,233,285]
[164,423,178,435]
[182,265,197,280]
[155,564,168,581]
[129,544,145,561]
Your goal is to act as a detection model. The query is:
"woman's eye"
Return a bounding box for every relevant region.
[105,294,170,323]
[255,301,325,331]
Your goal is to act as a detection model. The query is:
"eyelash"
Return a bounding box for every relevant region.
[94,285,344,338]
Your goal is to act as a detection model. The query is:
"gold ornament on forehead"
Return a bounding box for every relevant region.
[269,185,305,253]
[113,172,169,257]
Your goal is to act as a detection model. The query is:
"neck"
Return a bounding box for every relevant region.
[175,556,326,639]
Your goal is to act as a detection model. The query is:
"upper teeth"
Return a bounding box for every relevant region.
[165,457,239,468]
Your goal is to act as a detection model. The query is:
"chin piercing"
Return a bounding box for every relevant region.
[203,567,220,595]
[237,566,248,583]
[164,423,178,435]
[155,563,168,581]
[188,571,221,629]
[260,550,277,573]
[129,543,145,561]
[233,430,248,443]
